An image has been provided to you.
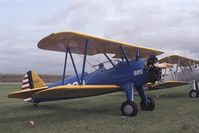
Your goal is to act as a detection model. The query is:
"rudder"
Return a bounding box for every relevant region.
[21,71,46,90]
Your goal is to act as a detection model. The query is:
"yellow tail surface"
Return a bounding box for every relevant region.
[22,71,46,90]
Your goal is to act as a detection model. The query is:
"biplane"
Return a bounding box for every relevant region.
[151,55,199,98]
[8,31,172,116]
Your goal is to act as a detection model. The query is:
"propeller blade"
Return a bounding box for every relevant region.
[154,62,173,68]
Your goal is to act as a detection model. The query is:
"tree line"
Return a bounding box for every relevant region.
[0,74,69,83]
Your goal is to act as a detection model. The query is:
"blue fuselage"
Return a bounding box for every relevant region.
[32,59,151,103]
[49,59,148,89]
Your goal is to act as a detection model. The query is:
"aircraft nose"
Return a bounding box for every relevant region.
[145,55,162,83]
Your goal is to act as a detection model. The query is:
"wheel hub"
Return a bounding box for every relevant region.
[191,91,197,97]
[124,105,133,115]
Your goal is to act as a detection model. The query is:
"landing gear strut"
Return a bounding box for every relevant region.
[121,84,156,116]
[136,85,155,111]
[189,80,199,98]
[121,83,138,117]
[33,103,38,108]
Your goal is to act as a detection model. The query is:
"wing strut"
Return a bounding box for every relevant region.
[120,46,129,65]
[62,48,69,85]
[135,49,140,60]
[188,60,193,71]
[81,40,88,85]
[62,40,89,85]
[68,48,81,84]
[104,53,117,69]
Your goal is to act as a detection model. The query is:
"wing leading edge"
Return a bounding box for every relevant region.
[159,55,199,67]
[38,31,164,59]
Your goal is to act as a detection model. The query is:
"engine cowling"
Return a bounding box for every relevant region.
[145,55,162,83]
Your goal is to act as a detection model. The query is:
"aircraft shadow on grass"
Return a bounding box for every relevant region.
[1,99,122,124]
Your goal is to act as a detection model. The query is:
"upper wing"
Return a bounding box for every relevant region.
[37,31,164,59]
[159,55,199,67]
[148,80,188,90]
[32,85,120,99]
[8,86,48,99]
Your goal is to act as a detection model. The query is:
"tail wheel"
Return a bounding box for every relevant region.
[189,90,198,98]
[140,97,155,111]
[32,103,38,108]
[121,101,138,116]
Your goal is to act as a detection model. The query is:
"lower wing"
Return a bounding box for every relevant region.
[148,80,188,90]
[8,85,120,100]
[32,85,120,100]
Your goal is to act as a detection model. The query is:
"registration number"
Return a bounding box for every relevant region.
[133,69,143,76]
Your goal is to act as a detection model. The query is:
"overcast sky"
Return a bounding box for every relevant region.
[1,0,199,74]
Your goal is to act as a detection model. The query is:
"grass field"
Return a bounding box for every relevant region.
[0,84,199,133]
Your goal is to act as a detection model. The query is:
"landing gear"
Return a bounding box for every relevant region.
[121,83,138,116]
[136,85,155,111]
[121,83,155,116]
[189,80,199,98]
[189,90,198,98]
[140,97,155,111]
[121,101,138,116]
[33,103,38,108]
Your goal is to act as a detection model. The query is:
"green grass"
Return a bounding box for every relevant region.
[0,84,199,133]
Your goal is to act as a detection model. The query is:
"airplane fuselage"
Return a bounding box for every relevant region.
[49,59,148,88]
[32,55,162,103]
[31,60,149,103]
[164,67,199,83]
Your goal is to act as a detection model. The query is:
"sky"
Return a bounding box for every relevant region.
[1,0,199,74]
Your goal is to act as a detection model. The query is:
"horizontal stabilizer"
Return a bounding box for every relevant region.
[8,70,48,100]
[8,87,48,99]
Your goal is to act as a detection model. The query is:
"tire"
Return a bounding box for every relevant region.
[121,101,138,116]
[32,103,38,108]
[189,90,198,98]
[140,97,155,111]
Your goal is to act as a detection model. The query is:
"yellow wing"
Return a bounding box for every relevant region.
[148,80,187,90]
[8,86,48,99]
[159,55,199,67]
[37,31,163,59]
[32,85,120,99]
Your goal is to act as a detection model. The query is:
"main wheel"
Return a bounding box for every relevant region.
[121,101,138,116]
[189,90,198,98]
[140,97,155,111]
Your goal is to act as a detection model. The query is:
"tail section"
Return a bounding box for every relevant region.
[22,71,46,90]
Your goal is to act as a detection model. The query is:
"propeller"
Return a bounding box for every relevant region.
[145,55,168,83]
[154,62,173,68]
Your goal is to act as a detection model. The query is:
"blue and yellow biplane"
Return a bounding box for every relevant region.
[8,31,171,116]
